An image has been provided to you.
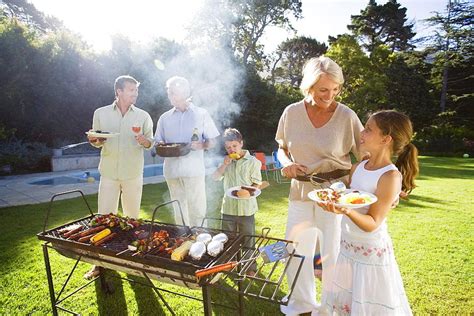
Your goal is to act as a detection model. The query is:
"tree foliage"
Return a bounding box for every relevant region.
[348,0,416,53]
[270,36,327,86]
[190,0,302,70]
[424,0,473,120]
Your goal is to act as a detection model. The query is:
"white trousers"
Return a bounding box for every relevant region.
[166,176,207,227]
[98,176,143,219]
[281,200,342,316]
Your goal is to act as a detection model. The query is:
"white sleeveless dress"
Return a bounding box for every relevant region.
[324,160,412,315]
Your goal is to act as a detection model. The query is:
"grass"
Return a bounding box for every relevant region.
[0,156,473,315]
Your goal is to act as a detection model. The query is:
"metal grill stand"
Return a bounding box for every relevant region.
[38,190,304,315]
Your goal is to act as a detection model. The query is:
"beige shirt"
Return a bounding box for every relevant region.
[275,101,363,201]
[92,103,154,181]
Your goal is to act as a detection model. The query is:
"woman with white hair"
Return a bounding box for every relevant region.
[154,76,220,227]
[275,56,364,315]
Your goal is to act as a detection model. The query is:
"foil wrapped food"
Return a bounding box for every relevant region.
[211,233,228,244]
[207,240,224,257]
[189,241,207,260]
[196,233,212,245]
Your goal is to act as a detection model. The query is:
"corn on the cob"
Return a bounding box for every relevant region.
[171,240,194,261]
[90,228,111,244]
[228,153,240,159]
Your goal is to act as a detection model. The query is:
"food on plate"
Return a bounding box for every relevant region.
[90,228,112,244]
[231,185,257,198]
[189,241,207,260]
[340,192,373,205]
[211,233,228,244]
[236,189,251,198]
[228,153,240,159]
[315,189,341,203]
[207,240,224,257]
[196,233,212,245]
[171,240,194,261]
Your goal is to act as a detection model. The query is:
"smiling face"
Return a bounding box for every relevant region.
[360,117,392,152]
[307,74,341,108]
[116,81,138,106]
[224,140,243,156]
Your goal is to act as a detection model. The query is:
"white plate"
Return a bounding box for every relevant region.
[308,189,377,209]
[225,186,261,200]
[86,131,119,138]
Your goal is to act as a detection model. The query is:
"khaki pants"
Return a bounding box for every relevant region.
[166,176,207,227]
[98,176,143,219]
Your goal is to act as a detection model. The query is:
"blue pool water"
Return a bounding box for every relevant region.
[29,164,164,185]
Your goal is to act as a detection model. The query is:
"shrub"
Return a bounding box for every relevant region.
[413,111,474,155]
[0,137,51,175]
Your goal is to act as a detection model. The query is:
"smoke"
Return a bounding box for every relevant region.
[141,0,246,226]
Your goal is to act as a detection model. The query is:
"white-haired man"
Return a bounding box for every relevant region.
[154,76,219,227]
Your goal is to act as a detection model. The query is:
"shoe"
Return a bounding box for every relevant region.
[84,266,100,280]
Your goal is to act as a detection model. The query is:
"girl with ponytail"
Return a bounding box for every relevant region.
[319,110,417,315]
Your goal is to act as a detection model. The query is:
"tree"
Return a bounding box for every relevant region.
[424,0,473,117]
[270,36,327,86]
[348,0,416,53]
[326,34,387,116]
[189,0,302,70]
[1,0,62,33]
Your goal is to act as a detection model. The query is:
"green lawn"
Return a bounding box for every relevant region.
[0,156,473,315]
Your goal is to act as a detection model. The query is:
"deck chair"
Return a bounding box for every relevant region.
[253,152,270,181]
[271,150,290,183]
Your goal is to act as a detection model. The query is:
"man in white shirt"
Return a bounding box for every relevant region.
[154,76,220,227]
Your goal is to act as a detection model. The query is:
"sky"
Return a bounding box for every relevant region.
[29,0,448,53]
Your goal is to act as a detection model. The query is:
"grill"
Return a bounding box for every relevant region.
[38,190,304,315]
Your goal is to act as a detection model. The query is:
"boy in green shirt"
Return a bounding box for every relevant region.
[213,128,263,274]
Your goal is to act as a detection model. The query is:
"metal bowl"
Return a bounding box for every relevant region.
[155,143,191,157]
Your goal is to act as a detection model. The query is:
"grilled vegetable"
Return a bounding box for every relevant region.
[171,240,194,261]
[90,228,112,244]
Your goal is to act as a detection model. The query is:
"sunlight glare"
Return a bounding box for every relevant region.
[30,0,204,52]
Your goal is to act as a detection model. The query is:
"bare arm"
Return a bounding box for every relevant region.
[321,170,401,232]
[277,146,307,178]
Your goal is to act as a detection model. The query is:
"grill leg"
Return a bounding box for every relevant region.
[98,267,114,294]
[237,279,244,316]
[142,272,176,316]
[42,244,58,316]
[202,285,212,316]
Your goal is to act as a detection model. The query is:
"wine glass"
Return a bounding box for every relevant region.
[132,124,141,134]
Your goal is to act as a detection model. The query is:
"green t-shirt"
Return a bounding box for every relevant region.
[220,150,262,216]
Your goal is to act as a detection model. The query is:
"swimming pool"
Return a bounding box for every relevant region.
[29,164,164,186]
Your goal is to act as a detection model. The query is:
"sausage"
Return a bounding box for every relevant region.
[93,232,117,246]
[68,225,106,240]
[63,226,83,238]
[195,261,238,278]
[78,234,96,243]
